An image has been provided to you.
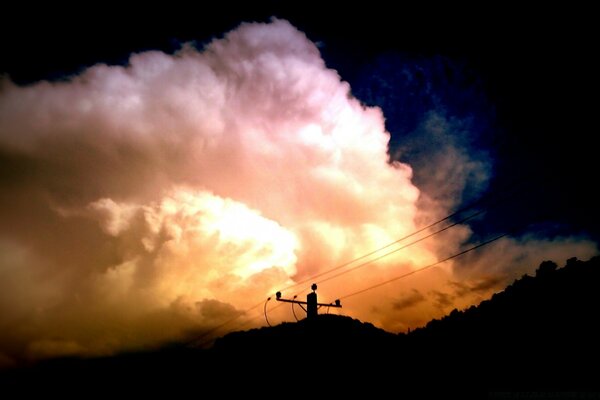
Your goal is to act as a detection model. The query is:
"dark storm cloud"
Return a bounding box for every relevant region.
[392,289,426,311]
[0,19,429,365]
[431,290,454,310]
[449,276,504,297]
[352,54,494,208]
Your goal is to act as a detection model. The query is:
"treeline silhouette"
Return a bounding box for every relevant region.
[3,256,599,396]
[212,256,600,393]
[403,256,600,392]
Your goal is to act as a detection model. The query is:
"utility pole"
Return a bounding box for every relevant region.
[276,284,341,320]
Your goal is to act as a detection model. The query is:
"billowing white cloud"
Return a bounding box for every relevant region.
[0,19,595,365]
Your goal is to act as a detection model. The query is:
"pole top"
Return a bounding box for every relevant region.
[311,283,317,292]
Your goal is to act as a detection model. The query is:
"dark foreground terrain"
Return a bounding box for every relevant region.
[3,257,599,397]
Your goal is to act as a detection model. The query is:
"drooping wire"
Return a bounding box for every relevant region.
[291,301,299,321]
[264,297,272,327]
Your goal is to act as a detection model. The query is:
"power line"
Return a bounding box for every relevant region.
[339,232,508,300]
[192,231,508,346]
[190,181,524,344]
[189,290,306,347]
[278,212,467,293]
[187,300,264,346]
[278,180,522,293]
[209,301,287,344]
[227,311,266,332]
[314,208,485,286]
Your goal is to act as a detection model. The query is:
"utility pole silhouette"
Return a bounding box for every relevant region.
[276,284,341,319]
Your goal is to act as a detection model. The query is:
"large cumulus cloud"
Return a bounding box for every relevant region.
[0,19,596,366]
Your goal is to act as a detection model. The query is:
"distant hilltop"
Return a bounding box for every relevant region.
[3,256,599,395]
[213,256,600,391]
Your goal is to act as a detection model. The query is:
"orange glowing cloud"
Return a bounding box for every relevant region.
[0,19,596,367]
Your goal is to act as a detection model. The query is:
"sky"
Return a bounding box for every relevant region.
[0,4,597,367]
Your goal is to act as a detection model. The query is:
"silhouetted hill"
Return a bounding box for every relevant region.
[209,256,600,393]
[414,256,600,341]
[3,256,600,396]
[214,314,396,355]
[405,256,600,391]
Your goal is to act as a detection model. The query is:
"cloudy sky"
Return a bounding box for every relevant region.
[0,4,597,367]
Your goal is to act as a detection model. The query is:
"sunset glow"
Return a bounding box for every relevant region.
[0,18,596,368]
